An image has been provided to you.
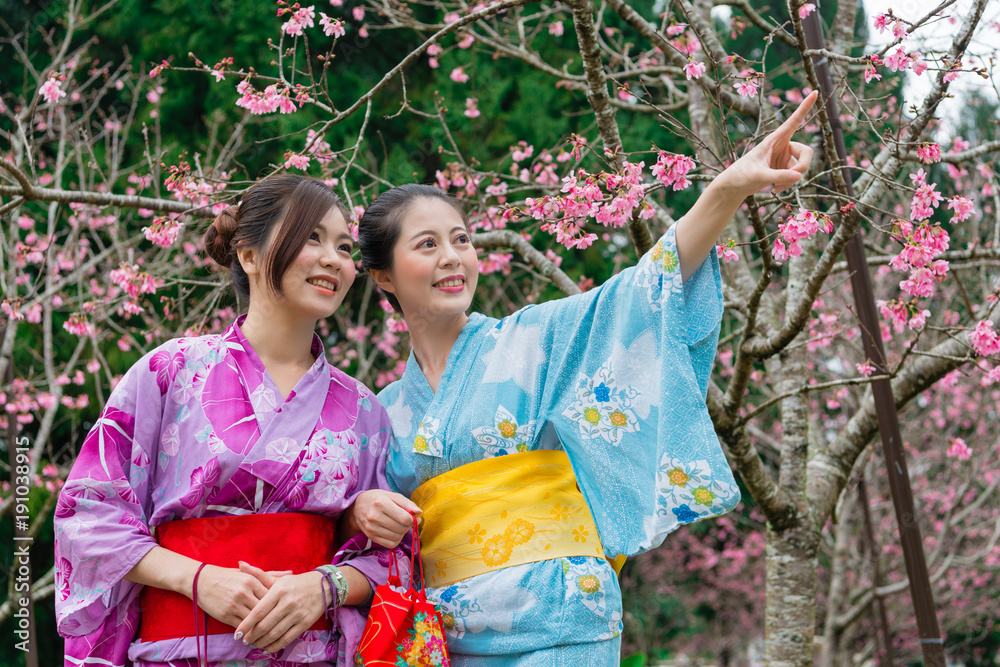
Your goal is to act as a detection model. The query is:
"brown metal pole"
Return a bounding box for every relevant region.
[800,9,946,667]
[858,476,895,667]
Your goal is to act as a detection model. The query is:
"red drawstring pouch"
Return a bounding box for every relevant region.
[356,515,451,666]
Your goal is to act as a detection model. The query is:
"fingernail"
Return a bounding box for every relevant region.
[242,638,250,645]
[233,631,243,642]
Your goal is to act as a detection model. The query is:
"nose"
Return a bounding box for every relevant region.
[320,241,342,271]
[439,240,461,267]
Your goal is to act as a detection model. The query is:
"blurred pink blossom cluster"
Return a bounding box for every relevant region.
[772,209,833,261]
[889,217,950,299]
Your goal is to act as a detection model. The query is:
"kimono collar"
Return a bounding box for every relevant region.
[227,314,328,381]
[403,313,491,457]
[402,313,489,395]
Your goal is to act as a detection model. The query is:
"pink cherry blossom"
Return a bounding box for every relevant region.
[909,175,943,221]
[909,308,930,330]
[40,76,67,104]
[2,299,25,321]
[282,5,316,36]
[684,60,706,80]
[479,252,513,275]
[142,217,183,247]
[946,437,972,460]
[652,152,695,191]
[718,244,740,263]
[464,97,481,118]
[450,67,470,83]
[734,75,759,98]
[773,209,834,259]
[63,313,95,337]
[970,320,1000,356]
[320,13,346,37]
[916,143,941,164]
[856,360,876,377]
[511,142,534,163]
[798,3,816,19]
[549,22,564,37]
[284,151,311,171]
[884,47,912,72]
[946,196,974,222]
[109,263,158,299]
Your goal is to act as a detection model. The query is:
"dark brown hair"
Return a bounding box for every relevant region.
[357,184,469,312]
[203,174,348,304]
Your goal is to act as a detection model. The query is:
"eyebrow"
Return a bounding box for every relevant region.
[407,226,468,242]
[314,222,354,244]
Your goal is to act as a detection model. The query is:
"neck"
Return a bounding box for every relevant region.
[240,305,317,369]
[407,311,469,378]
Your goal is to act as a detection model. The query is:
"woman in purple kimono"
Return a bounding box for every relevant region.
[54,174,419,667]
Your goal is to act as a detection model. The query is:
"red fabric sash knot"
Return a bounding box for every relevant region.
[138,512,338,642]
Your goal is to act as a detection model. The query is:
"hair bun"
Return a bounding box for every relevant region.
[204,205,239,267]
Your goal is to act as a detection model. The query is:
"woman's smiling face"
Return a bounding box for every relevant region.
[245,206,357,323]
[373,197,478,320]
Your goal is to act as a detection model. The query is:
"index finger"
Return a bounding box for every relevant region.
[776,90,819,137]
[381,496,417,528]
[389,492,422,516]
[235,590,279,642]
[238,561,274,595]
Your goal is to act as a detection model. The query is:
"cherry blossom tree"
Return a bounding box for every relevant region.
[3,0,1000,664]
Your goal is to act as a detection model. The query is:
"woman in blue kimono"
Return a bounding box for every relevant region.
[356,93,818,665]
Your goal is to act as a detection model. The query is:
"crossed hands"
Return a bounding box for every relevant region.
[192,489,419,654]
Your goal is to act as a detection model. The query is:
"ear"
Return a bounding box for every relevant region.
[237,246,261,277]
[369,268,395,295]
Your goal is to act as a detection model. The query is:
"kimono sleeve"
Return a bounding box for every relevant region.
[330,391,411,661]
[503,224,740,557]
[54,349,166,638]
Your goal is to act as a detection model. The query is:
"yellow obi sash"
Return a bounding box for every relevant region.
[411,449,625,588]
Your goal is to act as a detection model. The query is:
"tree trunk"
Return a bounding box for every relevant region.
[766,239,821,667]
[820,492,858,667]
[765,521,821,667]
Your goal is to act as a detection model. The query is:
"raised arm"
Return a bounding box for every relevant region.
[675,90,818,280]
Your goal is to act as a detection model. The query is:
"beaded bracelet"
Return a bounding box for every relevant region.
[315,564,349,609]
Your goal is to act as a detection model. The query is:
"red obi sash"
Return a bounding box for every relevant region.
[138,513,338,642]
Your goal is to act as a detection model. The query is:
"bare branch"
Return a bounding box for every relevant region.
[713,0,797,46]
[565,0,653,255]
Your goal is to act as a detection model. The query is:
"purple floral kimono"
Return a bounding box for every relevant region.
[54,318,404,666]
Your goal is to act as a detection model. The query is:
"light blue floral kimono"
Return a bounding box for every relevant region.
[379,225,740,666]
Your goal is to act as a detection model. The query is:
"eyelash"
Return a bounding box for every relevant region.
[420,235,468,248]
